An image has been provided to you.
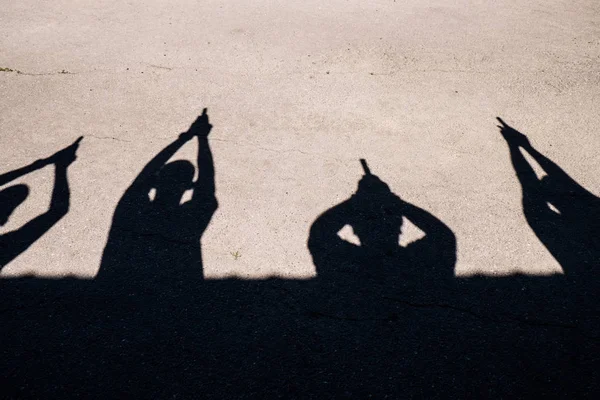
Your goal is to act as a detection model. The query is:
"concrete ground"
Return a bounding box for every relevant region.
[1,0,599,398]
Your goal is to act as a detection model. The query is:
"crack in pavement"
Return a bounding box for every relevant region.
[209,137,316,157]
[1,67,77,76]
[147,64,173,71]
[87,135,132,143]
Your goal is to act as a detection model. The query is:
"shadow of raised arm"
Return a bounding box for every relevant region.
[0,137,81,270]
[498,117,600,281]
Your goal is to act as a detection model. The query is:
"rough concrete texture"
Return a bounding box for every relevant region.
[1,0,599,398]
[1,0,599,279]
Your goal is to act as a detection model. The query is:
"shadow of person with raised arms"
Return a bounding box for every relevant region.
[498,117,599,283]
[497,117,600,336]
[0,137,82,270]
[97,109,217,288]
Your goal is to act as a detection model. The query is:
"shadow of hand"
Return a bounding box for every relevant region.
[49,136,83,167]
[497,117,529,147]
[188,108,212,137]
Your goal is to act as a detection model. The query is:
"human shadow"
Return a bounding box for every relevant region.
[498,117,600,282]
[0,137,82,270]
[492,117,599,334]
[97,109,217,288]
[307,159,456,315]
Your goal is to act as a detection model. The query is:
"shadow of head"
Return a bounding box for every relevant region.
[351,174,404,253]
[153,160,195,207]
[0,184,29,227]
